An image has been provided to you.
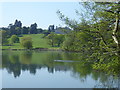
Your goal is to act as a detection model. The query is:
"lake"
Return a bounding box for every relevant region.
[1,50,119,88]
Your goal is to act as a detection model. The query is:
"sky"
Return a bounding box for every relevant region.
[0,2,82,29]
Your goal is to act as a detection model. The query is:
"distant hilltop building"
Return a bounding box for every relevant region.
[48,25,55,32]
[54,26,71,34]
[48,25,71,34]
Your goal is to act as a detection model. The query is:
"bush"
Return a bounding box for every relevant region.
[10,35,19,44]
[21,36,33,49]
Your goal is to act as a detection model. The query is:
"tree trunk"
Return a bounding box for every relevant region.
[112,14,120,51]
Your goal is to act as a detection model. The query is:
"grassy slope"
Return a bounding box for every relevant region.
[2,34,58,49]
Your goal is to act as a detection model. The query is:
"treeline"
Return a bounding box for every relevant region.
[0,19,45,46]
[0,19,68,37]
[0,19,66,47]
[1,19,44,36]
[0,18,73,49]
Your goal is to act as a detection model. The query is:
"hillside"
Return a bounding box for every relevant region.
[2,34,56,49]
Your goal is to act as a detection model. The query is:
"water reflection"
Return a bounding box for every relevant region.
[2,51,74,77]
[2,50,119,88]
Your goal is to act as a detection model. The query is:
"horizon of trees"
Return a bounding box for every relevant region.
[0,19,71,35]
[1,19,45,35]
[0,19,70,46]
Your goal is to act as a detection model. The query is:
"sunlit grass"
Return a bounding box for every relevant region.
[2,34,59,49]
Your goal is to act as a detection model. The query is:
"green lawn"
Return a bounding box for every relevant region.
[2,34,59,49]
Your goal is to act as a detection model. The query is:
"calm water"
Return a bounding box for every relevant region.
[2,50,119,88]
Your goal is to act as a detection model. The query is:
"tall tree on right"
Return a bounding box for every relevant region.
[57,1,120,75]
[57,2,120,53]
[81,2,120,52]
[104,2,120,51]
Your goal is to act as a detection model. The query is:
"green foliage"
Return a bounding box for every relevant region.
[92,53,119,75]
[15,27,21,35]
[21,36,33,49]
[46,33,64,47]
[62,31,95,52]
[62,33,75,51]
[0,30,9,45]
[22,26,29,34]
[54,34,64,47]
[30,23,37,34]
[9,20,22,36]
[10,35,19,44]
[46,33,55,47]
[57,2,120,75]
[57,2,120,52]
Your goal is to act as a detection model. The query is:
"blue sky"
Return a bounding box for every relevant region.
[1,2,81,29]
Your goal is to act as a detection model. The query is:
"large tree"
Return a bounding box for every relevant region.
[81,2,120,52]
[30,23,37,34]
[57,2,120,75]
[57,2,120,53]
[21,36,33,49]
[8,20,22,35]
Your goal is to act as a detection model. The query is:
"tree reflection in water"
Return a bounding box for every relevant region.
[2,50,119,88]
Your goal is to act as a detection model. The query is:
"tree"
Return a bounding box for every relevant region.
[14,19,22,27]
[80,2,120,52]
[8,24,16,36]
[15,27,21,35]
[46,33,64,47]
[30,23,37,34]
[10,35,19,44]
[103,2,120,51]
[46,33,55,47]
[8,19,22,36]
[21,36,33,49]
[57,2,120,53]
[0,30,9,45]
[62,34,74,51]
[0,27,10,37]
[54,34,64,47]
[22,26,29,34]
[57,2,120,76]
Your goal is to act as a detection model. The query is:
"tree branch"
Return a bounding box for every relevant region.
[105,10,115,14]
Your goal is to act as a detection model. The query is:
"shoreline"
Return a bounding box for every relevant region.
[0,48,63,51]
[0,48,83,53]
